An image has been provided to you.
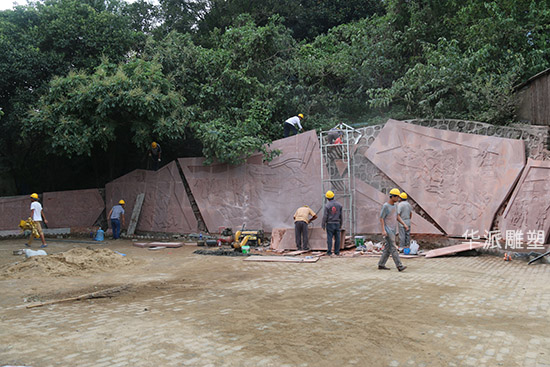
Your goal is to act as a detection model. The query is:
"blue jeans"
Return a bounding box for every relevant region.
[111,218,121,239]
[326,223,341,255]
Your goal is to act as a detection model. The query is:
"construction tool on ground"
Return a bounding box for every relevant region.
[233,225,264,251]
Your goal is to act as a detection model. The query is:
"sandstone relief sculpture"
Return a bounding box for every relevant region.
[354,180,442,235]
[106,161,197,233]
[179,130,324,232]
[43,189,104,228]
[365,119,525,237]
[501,159,550,249]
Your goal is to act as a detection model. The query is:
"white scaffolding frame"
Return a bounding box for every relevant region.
[319,123,362,236]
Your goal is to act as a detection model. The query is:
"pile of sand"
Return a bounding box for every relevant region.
[0,247,135,279]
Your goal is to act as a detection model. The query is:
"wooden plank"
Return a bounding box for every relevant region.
[127,193,145,235]
[425,242,484,258]
[283,250,309,256]
[133,242,183,248]
[26,285,128,308]
[361,253,421,258]
[244,256,319,263]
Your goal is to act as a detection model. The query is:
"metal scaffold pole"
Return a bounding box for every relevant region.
[319,123,362,236]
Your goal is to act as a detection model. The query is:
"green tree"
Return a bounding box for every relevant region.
[146,15,297,164]
[0,0,147,192]
[24,59,187,169]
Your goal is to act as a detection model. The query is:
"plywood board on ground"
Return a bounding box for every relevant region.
[425,242,484,258]
[133,242,183,248]
[244,256,319,263]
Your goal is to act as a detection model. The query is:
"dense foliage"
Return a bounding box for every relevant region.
[1,0,550,193]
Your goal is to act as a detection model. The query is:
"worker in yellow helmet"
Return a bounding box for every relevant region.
[397,192,413,250]
[322,190,343,256]
[108,199,126,239]
[149,141,162,171]
[283,113,304,137]
[293,205,318,251]
[26,193,48,248]
[378,188,408,272]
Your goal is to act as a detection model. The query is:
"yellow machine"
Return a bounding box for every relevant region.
[19,218,39,238]
[233,228,264,250]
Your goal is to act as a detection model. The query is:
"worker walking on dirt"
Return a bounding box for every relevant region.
[283,114,304,137]
[293,205,318,251]
[108,200,125,240]
[26,193,48,248]
[149,142,162,171]
[322,190,343,256]
[379,189,407,271]
[397,192,413,250]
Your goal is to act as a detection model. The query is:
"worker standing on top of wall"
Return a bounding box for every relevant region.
[293,205,318,251]
[322,190,343,256]
[26,193,48,248]
[283,114,304,137]
[149,141,162,171]
[378,188,407,271]
[397,192,413,250]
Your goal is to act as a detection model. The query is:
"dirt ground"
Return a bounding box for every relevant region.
[1,238,549,367]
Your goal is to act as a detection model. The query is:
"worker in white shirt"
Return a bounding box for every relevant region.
[283,113,304,137]
[27,193,48,248]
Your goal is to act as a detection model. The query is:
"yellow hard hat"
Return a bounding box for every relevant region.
[325,190,335,199]
[400,192,408,199]
[30,193,39,199]
[119,200,126,205]
[298,113,304,119]
[389,188,401,196]
[151,142,158,148]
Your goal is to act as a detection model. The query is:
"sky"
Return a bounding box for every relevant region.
[0,0,19,10]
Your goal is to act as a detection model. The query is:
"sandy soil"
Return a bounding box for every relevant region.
[1,238,549,366]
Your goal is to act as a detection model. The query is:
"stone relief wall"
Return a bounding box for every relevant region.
[365,119,525,237]
[351,118,550,236]
[500,159,550,249]
[1,118,547,242]
[0,195,30,230]
[105,161,197,233]
[43,189,104,228]
[354,180,441,235]
[179,130,324,233]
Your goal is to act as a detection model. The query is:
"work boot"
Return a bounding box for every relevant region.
[378,265,390,270]
[398,266,407,272]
